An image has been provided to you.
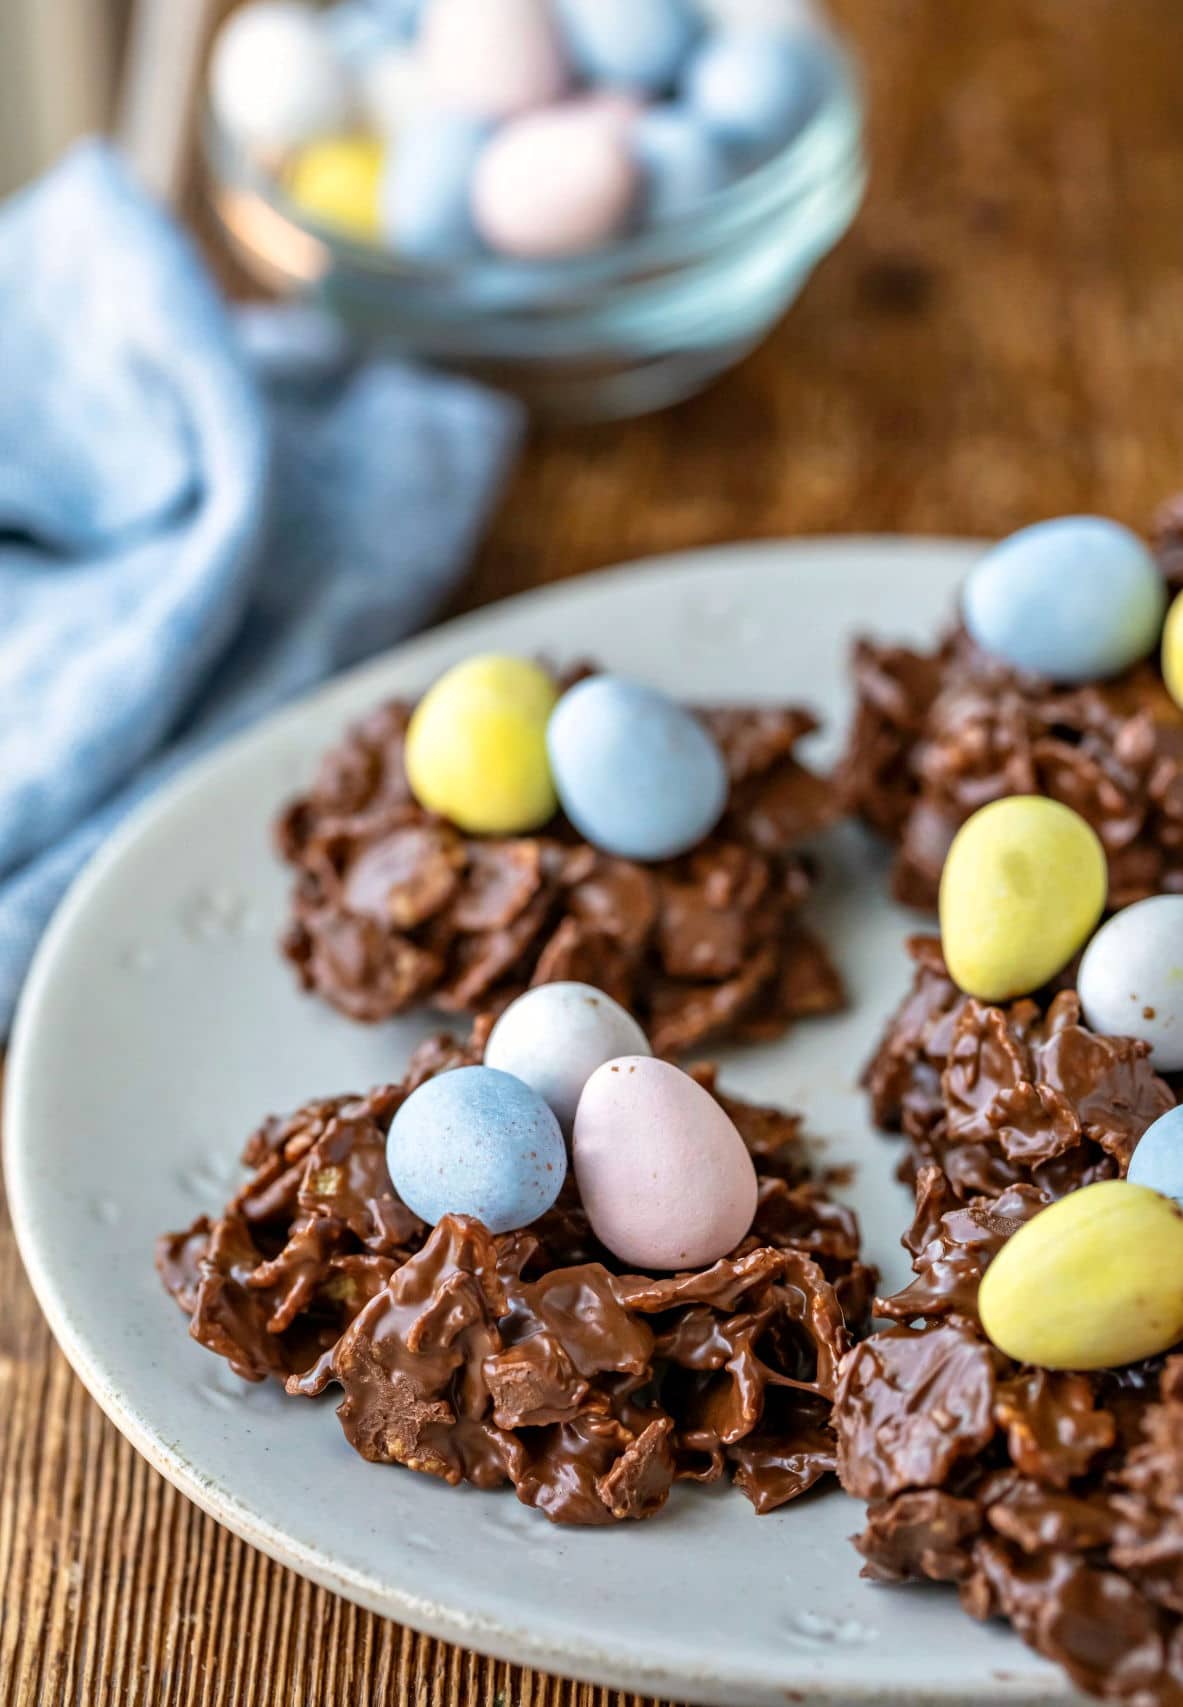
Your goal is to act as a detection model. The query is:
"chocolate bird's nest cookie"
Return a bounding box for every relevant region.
[276,687,844,1057]
[840,508,1183,914]
[158,1028,873,1527]
[863,936,1175,1203]
[833,943,1183,1705]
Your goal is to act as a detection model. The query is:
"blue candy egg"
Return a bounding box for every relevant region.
[553,0,699,92]
[634,106,728,220]
[1128,1106,1183,1208]
[386,1066,567,1234]
[683,28,830,159]
[382,112,488,261]
[547,675,729,862]
[963,516,1168,683]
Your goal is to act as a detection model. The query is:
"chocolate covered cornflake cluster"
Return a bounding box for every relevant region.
[864,935,1175,1202]
[840,512,1183,912]
[158,1029,874,1527]
[834,940,1183,1705]
[276,688,844,1057]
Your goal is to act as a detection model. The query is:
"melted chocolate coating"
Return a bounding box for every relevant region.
[276,683,844,1056]
[835,945,1183,1705]
[840,518,1183,913]
[159,1033,873,1526]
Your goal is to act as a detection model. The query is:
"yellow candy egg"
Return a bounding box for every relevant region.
[405,655,559,835]
[286,135,385,240]
[1164,588,1183,710]
[939,796,1107,1001]
[979,1180,1183,1370]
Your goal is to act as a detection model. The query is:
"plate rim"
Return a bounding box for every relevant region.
[5,533,1072,1707]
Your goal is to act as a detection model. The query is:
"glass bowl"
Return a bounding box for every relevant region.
[205,24,865,422]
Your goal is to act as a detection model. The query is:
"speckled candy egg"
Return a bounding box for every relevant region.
[404,655,559,833]
[420,0,567,119]
[287,135,385,239]
[634,107,728,221]
[553,0,699,93]
[1128,1107,1183,1207]
[210,1,351,154]
[939,796,1107,1002]
[485,982,651,1135]
[472,106,639,260]
[546,676,728,861]
[386,1066,566,1234]
[1078,896,1183,1072]
[384,112,488,260]
[573,1057,758,1269]
[1163,589,1183,710]
[963,516,1167,683]
[359,44,427,141]
[684,28,829,159]
[979,1180,1183,1370]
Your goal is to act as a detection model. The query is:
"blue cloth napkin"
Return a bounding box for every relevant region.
[0,142,522,1036]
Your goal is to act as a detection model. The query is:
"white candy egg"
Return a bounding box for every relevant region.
[210,1,351,154]
[1078,896,1183,1072]
[485,982,651,1135]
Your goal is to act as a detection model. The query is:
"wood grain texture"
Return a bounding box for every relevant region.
[5,3,1183,1702]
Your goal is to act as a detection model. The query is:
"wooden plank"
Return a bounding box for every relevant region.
[6,3,1183,1702]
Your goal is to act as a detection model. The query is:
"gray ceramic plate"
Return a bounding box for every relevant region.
[5,541,1085,1706]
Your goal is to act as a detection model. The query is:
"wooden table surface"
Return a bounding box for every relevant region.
[6,2,1183,1702]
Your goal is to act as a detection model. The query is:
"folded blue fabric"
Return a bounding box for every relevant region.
[0,142,523,1036]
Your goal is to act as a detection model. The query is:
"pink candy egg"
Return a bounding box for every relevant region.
[420,0,567,119]
[472,106,639,260]
[573,1057,758,1271]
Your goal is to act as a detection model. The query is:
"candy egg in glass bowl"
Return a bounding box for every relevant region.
[203,0,864,419]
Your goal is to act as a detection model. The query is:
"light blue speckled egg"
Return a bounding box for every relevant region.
[633,106,728,220]
[382,111,488,261]
[386,1066,566,1234]
[547,675,729,862]
[1128,1106,1183,1207]
[963,516,1167,683]
[554,0,698,92]
[683,28,830,159]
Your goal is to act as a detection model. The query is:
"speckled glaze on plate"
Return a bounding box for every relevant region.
[4,541,1088,1707]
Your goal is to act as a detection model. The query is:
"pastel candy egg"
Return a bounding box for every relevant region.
[384,112,487,260]
[699,0,821,27]
[939,797,1107,1002]
[634,107,728,221]
[386,1066,566,1234]
[1078,896,1183,1071]
[359,45,428,141]
[547,676,728,862]
[472,107,639,261]
[573,1057,758,1269]
[485,983,651,1135]
[420,0,567,119]
[978,1180,1183,1370]
[684,29,829,158]
[1128,1107,1183,1207]
[287,136,385,240]
[1163,589,1183,709]
[553,0,699,93]
[404,655,559,834]
[210,1,351,154]
[321,0,400,67]
[964,516,1167,683]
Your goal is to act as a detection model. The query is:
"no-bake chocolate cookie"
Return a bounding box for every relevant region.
[840,511,1183,913]
[276,688,844,1056]
[158,1028,873,1527]
[835,945,1183,1706]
